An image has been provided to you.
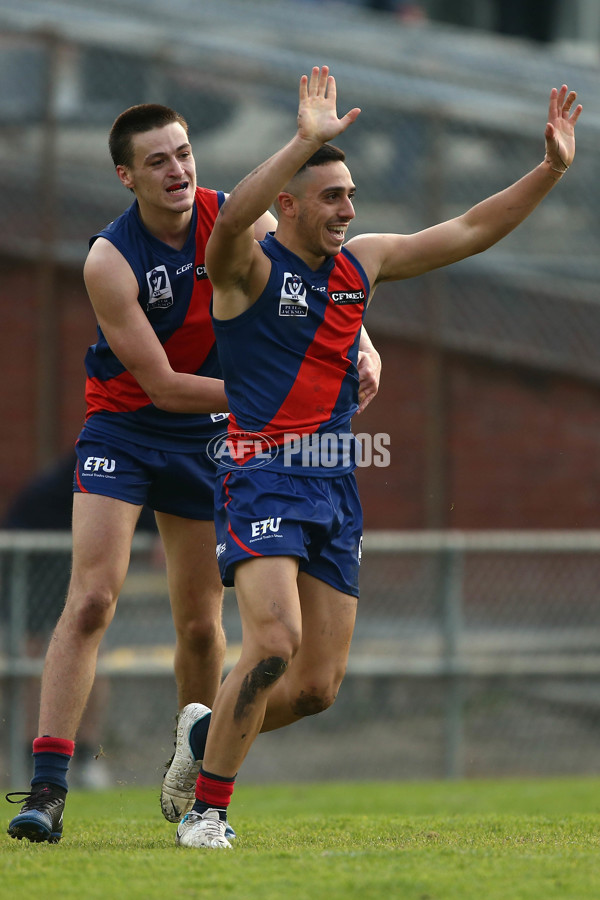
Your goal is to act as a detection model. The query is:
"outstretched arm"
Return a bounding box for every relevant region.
[206,66,360,314]
[349,85,582,286]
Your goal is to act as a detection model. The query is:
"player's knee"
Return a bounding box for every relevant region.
[250,656,288,693]
[290,664,348,718]
[291,687,337,718]
[178,616,225,654]
[72,588,117,635]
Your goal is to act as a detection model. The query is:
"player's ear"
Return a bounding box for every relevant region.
[278,192,297,218]
[116,164,134,191]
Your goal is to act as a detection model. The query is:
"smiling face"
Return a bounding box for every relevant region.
[116,121,197,222]
[278,160,356,267]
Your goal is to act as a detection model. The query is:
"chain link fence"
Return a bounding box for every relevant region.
[2,530,600,787]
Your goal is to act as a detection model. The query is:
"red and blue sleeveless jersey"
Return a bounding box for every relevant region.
[84,186,227,450]
[211,233,369,475]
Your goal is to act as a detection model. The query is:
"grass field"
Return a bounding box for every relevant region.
[2,777,599,900]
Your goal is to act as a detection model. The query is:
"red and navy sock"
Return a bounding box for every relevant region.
[31,736,74,793]
[192,766,236,822]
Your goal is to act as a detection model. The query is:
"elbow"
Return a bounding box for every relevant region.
[139,375,180,412]
[211,210,237,242]
[212,204,254,244]
[145,386,178,412]
[130,363,188,413]
[216,198,246,231]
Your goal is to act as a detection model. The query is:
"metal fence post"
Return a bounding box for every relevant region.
[6,548,29,788]
[438,542,465,779]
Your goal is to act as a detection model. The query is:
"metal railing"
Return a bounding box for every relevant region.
[2,529,600,785]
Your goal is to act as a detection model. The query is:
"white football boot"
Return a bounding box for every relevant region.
[161,703,210,823]
[176,808,232,849]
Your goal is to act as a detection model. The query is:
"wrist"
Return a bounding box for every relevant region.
[543,155,569,178]
[295,133,325,155]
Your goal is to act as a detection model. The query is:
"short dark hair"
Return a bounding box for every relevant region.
[295,143,346,177]
[108,104,189,168]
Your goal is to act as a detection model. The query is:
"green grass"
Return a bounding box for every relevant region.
[2,778,599,900]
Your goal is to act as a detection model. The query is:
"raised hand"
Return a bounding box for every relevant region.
[545,85,582,172]
[297,65,361,145]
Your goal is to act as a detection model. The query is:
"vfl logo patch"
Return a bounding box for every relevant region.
[330,290,365,305]
[146,266,173,310]
[279,272,308,317]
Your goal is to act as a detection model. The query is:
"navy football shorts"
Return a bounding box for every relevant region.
[74,431,217,520]
[214,468,363,597]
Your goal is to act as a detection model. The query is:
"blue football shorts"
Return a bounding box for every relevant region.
[74,430,217,520]
[214,468,363,597]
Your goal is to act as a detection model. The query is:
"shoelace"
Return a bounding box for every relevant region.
[188,812,227,844]
[5,788,58,809]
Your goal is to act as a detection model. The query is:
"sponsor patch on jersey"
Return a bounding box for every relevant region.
[195,263,208,280]
[330,289,366,305]
[279,272,308,317]
[146,265,174,310]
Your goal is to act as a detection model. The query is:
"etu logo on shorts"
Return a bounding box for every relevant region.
[250,517,282,538]
[83,456,116,473]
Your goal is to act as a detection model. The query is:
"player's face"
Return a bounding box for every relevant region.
[117,122,197,215]
[294,162,356,261]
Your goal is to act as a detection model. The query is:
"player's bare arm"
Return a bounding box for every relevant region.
[207,66,360,318]
[253,209,277,239]
[84,238,228,413]
[356,326,382,414]
[348,85,582,287]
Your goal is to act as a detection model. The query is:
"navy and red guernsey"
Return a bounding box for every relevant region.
[211,233,370,476]
[84,186,227,450]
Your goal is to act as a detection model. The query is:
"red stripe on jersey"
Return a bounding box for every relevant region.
[263,253,364,440]
[227,252,365,464]
[85,371,150,417]
[161,188,219,375]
